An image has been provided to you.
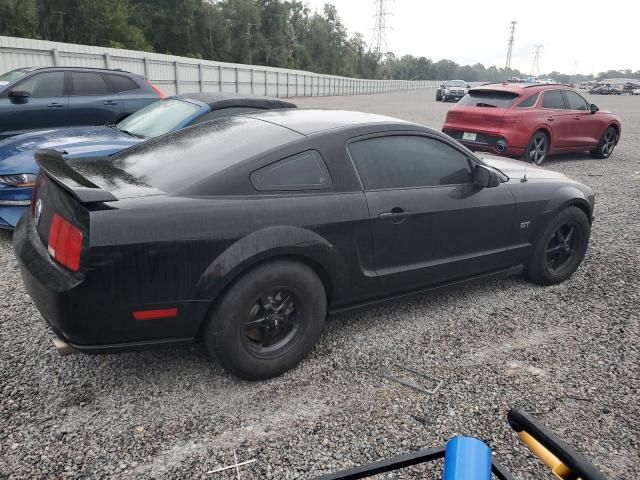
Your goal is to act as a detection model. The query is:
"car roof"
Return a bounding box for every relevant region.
[470,82,571,94]
[170,92,297,111]
[243,109,415,135]
[26,66,140,76]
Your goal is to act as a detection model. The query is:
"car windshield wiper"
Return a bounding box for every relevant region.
[106,123,143,139]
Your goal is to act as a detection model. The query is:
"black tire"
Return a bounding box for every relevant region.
[203,260,326,380]
[590,126,618,159]
[435,91,442,101]
[524,131,549,165]
[526,207,591,285]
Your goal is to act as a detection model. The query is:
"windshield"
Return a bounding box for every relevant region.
[0,68,33,86]
[458,90,519,108]
[116,99,201,139]
[446,80,466,87]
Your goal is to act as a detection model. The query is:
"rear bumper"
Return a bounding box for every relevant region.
[14,213,203,353]
[443,128,525,157]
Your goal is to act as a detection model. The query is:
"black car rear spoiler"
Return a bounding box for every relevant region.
[34,149,118,204]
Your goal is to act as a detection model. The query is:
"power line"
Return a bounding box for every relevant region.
[504,21,517,78]
[530,44,543,77]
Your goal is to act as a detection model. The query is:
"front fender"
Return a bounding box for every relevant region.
[195,225,348,302]
[532,185,594,243]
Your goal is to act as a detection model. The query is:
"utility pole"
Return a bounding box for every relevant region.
[504,21,517,79]
[371,0,393,79]
[530,44,543,78]
[246,23,257,65]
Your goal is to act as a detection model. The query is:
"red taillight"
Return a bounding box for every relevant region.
[132,308,178,321]
[48,213,83,271]
[146,80,165,99]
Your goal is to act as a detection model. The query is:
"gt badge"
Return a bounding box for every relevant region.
[520,221,531,229]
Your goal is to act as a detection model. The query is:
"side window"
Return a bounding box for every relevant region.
[188,107,262,125]
[517,92,539,108]
[104,74,139,93]
[251,150,332,191]
[16,72,65,97]
[563,90,589,111]
[542,90,565,109]
[70,72,110,95]
[349,135,473,190]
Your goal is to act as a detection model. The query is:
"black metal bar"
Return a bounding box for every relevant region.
[312,446,445,480]
[492,458,518,480]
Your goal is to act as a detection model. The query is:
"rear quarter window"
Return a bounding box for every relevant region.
[458,90,519,108]
[113,116,302,193]
[517,92,539,108]
[105,74,139,93]
[251,150,331,191]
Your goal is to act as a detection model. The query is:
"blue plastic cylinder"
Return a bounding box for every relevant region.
[443,436,492,480]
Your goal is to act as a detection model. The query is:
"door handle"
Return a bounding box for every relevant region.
[379,208,412,223]
[103,101,118,106]
[546,116,555,122]
[46,103,64,108]
[573,115,581,120]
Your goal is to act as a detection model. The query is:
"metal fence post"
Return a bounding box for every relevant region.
[143,57,150,78]
[198,63,204,92]
[275,71,279,98]
[286,72,290,97]
[218,65,223,91]
[296,73,299,97]
[250,68,254,94]
[103,53,111,69]
[235,67,239,92]
[174,61,180,94]
[51,48,60,66]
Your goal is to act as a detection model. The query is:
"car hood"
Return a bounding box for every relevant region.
[480,154,568,181]
[0,126,142,165]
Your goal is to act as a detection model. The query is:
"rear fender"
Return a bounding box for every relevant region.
[195,225,347,303]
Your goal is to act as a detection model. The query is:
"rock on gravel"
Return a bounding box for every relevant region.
[1,90,638,479]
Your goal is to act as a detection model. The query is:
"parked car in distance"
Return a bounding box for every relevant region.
[0,92,296,229]
[442,83,621,165]
[436,80,469,102]
[15,109,595,380]
[0,66,165,140]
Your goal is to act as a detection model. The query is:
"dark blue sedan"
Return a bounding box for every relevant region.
[0,93,296,228]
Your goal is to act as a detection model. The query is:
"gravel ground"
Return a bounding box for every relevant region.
[1,89,638,479]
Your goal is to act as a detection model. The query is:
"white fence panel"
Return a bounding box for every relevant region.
[0,36,489,98]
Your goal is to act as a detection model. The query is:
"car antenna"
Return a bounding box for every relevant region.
[521,160,528,183]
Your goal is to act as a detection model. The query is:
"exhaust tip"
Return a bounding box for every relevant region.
[495,141,507,153]
[53,336,76,357]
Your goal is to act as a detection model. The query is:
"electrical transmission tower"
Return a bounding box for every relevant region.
[504,21,517,78]
[371,0,393,78]
[530,45,543,78]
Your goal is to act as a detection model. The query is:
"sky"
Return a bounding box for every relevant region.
[304,0,637,75]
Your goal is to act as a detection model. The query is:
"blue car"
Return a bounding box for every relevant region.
[0,92,296,229]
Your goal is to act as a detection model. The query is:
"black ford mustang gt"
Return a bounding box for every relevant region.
[14,109,595,379]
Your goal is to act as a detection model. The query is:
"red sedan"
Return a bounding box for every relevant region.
[442,83,621,165]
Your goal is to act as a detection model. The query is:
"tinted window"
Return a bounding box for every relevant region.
[563,90,589,111]
[349,136,473,190]
[105,74,138,93]
[458,90,519,108]
[71,72,110,95]
[16,72,65,97]
[117,99,200,139]
[251,150,331,191]
[188,107,262,125]
[542,90,565,109]
[517,92,539,108]
[114,116,302,192]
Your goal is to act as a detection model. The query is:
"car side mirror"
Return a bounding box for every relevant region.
[590,103,599,114]
[466,83,471,88]
[440,83,445,88]
[9,90,30,104]
[474,165,500,188]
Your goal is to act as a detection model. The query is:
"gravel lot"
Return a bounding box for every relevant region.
[1,89,638,479]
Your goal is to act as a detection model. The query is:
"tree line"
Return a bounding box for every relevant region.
[0,0,637,82]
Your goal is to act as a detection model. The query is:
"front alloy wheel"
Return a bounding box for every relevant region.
[591,126,617,159]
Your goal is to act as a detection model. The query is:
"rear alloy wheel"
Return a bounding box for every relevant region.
[590,126,618,159]
[203,260,326,380]
[526,207,590,285]
[525,131,549,165]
